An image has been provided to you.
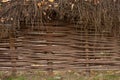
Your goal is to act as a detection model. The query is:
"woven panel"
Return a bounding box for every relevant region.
[0,23,120,71]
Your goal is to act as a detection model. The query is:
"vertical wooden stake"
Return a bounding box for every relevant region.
[9,26,16,76]
[47,52,53,76]
[85,30,90,77]
[48,60,53,76]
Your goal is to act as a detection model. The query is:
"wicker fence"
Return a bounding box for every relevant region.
[0,22,120,75]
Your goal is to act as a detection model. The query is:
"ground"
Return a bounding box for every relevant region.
[0,70,120,80]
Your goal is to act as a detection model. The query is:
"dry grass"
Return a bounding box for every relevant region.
[0,70,119,80]
[0,0,120,36]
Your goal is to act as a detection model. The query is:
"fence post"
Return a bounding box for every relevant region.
[9,25,17,76]
[47,52,53,76]
[85,30,90,77]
